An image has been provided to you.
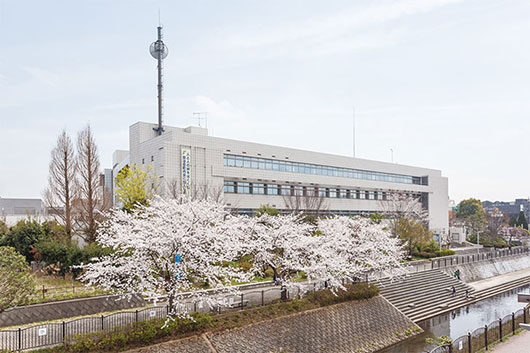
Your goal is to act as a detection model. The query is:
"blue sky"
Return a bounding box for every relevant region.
[1,0,529,202]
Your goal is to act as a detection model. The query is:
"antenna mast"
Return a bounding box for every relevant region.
[352,106,356,158]
[150,25,169,135]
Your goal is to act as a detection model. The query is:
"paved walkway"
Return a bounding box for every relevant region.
[468,267,530,291]
[491,329,530,352]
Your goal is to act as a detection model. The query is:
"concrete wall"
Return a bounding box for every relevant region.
[443,254,530,283]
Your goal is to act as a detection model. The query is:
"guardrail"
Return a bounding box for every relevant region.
[429,247,528,270]
[366,247,529,282]
[429,305,530,353]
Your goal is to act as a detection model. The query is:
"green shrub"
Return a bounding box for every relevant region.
[414,251,437,259]
[33,311,212,353]
[0,219,49,262]
[35,240,111,277]
[306,283,379,306]
[435,249,455,257]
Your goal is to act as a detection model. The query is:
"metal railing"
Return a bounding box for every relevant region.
[429,305,530,353]
[429,247,528,270]
[0,279,356,352]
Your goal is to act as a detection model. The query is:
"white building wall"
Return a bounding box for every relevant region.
[121,121,449,231]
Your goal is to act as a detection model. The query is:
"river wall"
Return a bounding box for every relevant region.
[126,296,421,353]
[443,254,530,283]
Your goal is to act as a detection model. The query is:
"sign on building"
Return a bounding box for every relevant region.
[181,147,192,196]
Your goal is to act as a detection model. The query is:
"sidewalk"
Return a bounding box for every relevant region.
[468,267,530,291]
[491,329,530,352]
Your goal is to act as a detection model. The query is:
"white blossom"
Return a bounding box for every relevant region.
[80,197,255,315]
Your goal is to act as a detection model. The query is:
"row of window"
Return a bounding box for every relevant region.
[223,154,424,185]
[236,208,377,217]
[224,181,418,201]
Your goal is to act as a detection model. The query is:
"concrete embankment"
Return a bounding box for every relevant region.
[444,254,530,283]
[126,296,421,353]
[377,253,530,324]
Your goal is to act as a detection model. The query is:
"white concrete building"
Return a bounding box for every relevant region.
[111,122,449,232]
[0,197,46,226]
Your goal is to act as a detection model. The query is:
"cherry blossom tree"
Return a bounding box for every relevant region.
[80,197,255,315]
[250,213,316,288]
[314,216,406,289]
[250,213,405,293]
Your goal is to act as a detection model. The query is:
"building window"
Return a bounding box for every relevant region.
[253,183,265,194]
[223,154,424,185]
[237,182,250,194]
[280,185,292,196]
[294,186,304,196]
[267,184,279,195]
[224,181,236,193]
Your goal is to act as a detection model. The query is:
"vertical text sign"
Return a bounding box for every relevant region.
[181,147,192,196]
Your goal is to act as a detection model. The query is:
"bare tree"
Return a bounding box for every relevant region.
[166,179,224,203]
[282,186,328,216]
[76,125,109,243]
[379,192,428,224]
[43,130,77,240]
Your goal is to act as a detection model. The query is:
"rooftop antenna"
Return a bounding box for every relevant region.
[150,19,169,136]
[193,112,208,128]
[352,106,356,158]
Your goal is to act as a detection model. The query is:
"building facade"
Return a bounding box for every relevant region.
[0,197,45,226]
[111,122,449,233]
[483,199,530,222]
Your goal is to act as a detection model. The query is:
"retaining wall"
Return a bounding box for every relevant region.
[0,294,145,328]
[445,254,530,283]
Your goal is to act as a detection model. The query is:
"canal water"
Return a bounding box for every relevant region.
[380,284,530,353]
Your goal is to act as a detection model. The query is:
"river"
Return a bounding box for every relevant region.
[380,284,530,353]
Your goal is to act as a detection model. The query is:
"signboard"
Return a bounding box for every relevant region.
[181,147,192,196]
[38,328,47,336]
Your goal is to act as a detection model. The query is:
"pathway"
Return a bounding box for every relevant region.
[491,328,530,352]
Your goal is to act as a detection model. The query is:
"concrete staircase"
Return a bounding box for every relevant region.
[376,270,530,323]
[375,270,475,322]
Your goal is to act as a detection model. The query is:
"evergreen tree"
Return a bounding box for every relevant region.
[516,210,528,230]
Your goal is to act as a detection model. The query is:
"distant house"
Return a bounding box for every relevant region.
[0,197,49,226]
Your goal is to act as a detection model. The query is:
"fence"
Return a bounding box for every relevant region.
[0,280,343,352]
[429,305,530,353]
[366,247,529,282]
[33,285,102,301]
[429,247,528,271]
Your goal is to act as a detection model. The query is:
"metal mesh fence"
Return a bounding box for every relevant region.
[0,280,347,351]
[429,306,530,353]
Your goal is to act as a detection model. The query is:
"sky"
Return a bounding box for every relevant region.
[1,0,529,203]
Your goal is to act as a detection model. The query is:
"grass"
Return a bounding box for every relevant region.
[22,274,109,306]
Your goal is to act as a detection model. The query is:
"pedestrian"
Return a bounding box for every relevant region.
[465,289,469,299]
[456,269,461,280]
[452,286,456,296]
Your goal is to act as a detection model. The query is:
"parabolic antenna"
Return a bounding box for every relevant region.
[150,40,168,60]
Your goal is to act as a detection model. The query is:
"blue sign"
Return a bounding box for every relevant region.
[175,254,181,279]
